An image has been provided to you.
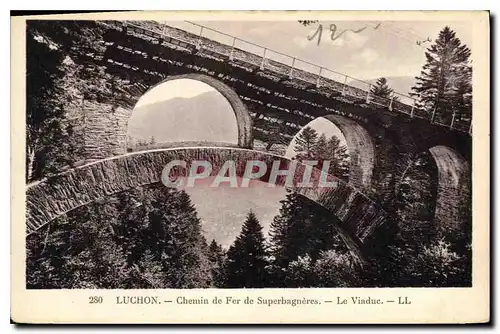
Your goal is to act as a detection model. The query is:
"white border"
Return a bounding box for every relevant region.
[4,2,497,332]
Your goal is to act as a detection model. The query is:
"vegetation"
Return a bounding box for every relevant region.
[26,21,129,181]
[26,22,73,181]
[293,126,350,181]
[26,185,362,289]
[27,184,211,289]
[370,77,397,101]
[366,151,472,288]
[27,125,471,289]
[224,212,268,288]
[267,191,355,287]
[26,177,471,289]
[411,26,472,124]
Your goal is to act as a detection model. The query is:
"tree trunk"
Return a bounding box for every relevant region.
[26,143,36,182]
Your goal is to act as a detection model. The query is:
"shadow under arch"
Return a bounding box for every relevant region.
[428,145,471,235]
[26,147,390,263]
[127,73,254,149]
[321,114,375,191]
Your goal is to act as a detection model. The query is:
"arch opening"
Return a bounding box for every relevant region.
[126,74,253,151]
[286,115,375,191]
[392,150,439,245]
[428,145,471,237]
[285,116,351,182]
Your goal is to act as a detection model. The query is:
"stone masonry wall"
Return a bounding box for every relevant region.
[81,101,132,159]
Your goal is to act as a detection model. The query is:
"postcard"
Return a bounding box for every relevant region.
[11,10,490,324]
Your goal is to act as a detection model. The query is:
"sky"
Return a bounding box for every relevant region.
[135,79,214,107]
[128,79,238,144]
[182,180,287,248]
[164,20,474,88]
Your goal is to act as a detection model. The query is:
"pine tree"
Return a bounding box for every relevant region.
[114,188,149,266]
[370,77,396,100]
[207,239,227,287]
[307,206,349,262]
[313,134,350,179]
[267,191,352,287]
[325,136,350,180]
[269,192,347,267]
[294,126,318,160]
[448,65,472,124]
[312,133,329,162]
[225,211,268,288]
[113,187,181,289]
[143,185,211,288]
[410,26,472,124]
[294,129,350,180]
[26,197,133,289]
[268,192,312,271]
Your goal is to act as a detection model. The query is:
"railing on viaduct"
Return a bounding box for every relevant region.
[99,20,472,135]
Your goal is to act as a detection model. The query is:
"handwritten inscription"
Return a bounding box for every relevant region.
[307,22,381,46]
[416,37,432,46]
[307,22,431,48]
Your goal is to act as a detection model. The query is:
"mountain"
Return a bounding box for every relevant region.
[127,91,239,145]
[347,75,416,96]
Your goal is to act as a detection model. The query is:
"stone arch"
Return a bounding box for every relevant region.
[321,114,375,191]
[26,148,389,262]
[429,145,471,234]
[128,73,254,149]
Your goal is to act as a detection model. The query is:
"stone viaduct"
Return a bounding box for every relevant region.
[25,20,472,260]
[27,147,391,264]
